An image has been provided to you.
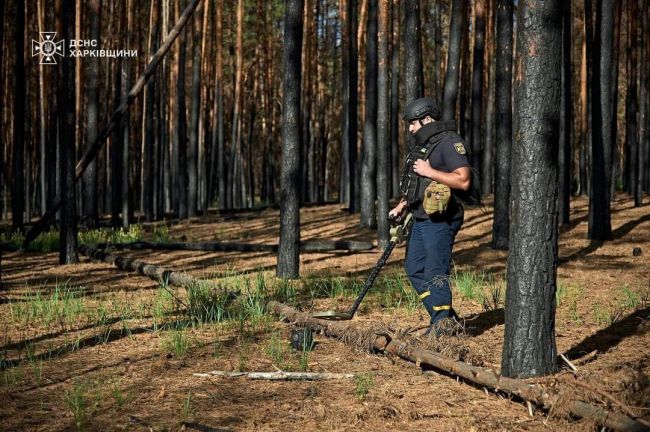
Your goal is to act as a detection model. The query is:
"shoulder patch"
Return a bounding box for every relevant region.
[454,142,467,155]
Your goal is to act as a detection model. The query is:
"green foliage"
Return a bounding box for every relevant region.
[161,323,193,357]
[9,281,86,327]
[153,222,171,243]
[620,286,641,309]
[111,380,127,408]
[78,225,143,246]
[65,380,89,431]
[355,373,374,401]
[452,270,488,302]
[27,228,60,252]
[266,332,291,370]
[0,230,25,250]
[181,391,194,421]
[592,302,622,327]
[186,280,230,323]
[568,299,582,324]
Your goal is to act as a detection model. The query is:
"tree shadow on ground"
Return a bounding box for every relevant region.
[559,213,650,263]
[462,308,504,337]
[563,306,650,360]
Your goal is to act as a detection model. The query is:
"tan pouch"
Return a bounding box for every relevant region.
[423,182,451,215]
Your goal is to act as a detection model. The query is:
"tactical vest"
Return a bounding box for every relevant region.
[399,122,457,205]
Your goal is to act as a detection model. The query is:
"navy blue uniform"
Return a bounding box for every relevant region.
[404,122,469,324]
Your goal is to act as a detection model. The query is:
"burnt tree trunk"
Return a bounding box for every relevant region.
[626,0,638,201]
[588,0,614,240]
[59,0,78,264]
[492,0,513,250]
[360,0,378,228]
[175,0,188,219]
[376,0,390,246]
[339,0,359,212]
[188,2,202,217]
[609,0,622,200]
[502,0,561,378]
[277,0,304,279]
[443,0,465,121]
[12,0,26,230]
[470,0,486,175]
[404,0,424,144]
[389,1,400,197]
[83,0,101,228]
[558,0,572,226]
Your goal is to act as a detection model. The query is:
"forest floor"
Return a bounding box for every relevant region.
[0,194,649,431]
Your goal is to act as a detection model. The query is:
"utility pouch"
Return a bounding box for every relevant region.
[423,181,451,215]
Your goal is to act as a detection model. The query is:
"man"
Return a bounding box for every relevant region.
[389,97,471,336]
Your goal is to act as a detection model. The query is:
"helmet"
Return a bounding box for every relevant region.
[402,97,442,121]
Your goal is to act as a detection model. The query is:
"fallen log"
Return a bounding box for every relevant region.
[268,301,647,432]
[193,371,355,380]
[77,245,231,296]
[94,239,375,253]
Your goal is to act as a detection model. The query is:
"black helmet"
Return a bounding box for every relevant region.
[402,97,442,121]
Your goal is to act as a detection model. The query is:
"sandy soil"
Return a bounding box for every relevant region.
[0,194,648,431]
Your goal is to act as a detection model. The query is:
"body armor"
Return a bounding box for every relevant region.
[399,121,457,205]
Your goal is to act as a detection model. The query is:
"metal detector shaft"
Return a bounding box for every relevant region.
[345,212,413,319]
[345,241,397,318]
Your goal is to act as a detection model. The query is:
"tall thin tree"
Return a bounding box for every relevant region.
[404,0,423,107]
[60,0,78,264]
[492,0,513,250]
[278,0,304,279]
[470,0,486,174]
[376,0,390,246]
[443,0,465,121]
[502,0,562,378]
[360,0,378,228]
[589,0,614,240]
[12,0,26,230]
[558,0,572,226]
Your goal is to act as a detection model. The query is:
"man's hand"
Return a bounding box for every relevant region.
[413,158,434,179]
[388,201,407,220]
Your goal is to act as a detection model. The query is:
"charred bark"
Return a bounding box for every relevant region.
[502,0,561,378]
[588,0,614,240]
[277,0,304,279]
[492,0,513,250]
[360,0,378,229]
[442,0,465,121]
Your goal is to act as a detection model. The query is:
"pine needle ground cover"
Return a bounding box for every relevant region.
[1,197,648,431]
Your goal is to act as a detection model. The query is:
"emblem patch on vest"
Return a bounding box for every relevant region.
[454,142,467,155]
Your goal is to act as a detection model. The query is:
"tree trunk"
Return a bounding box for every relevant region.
[470,0,486,175]
[482,0,496,194]
[459,0,471,138]
[12,0,26,230]
[83,0,101,228]
[215,0,225,210]
[59,0,78,264]
[558,0,572,226]
[143,0,158,222]
[175,0,188,219]
[111,5,124,229]
[588,0,614,240]
[340,0,359,212]
[37,0,47,217]
[121,0,132,228]
[277,0,304,279]
[188,1,203,217]
[637,0,648,205]
[502,0,561,378]
[609,0,622,200]
[443,0,465,121]
[389,1,400,197]
[376,0,390,247]
[492,0,513,250]
[626,0,638,201]
[360,0,377,228]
